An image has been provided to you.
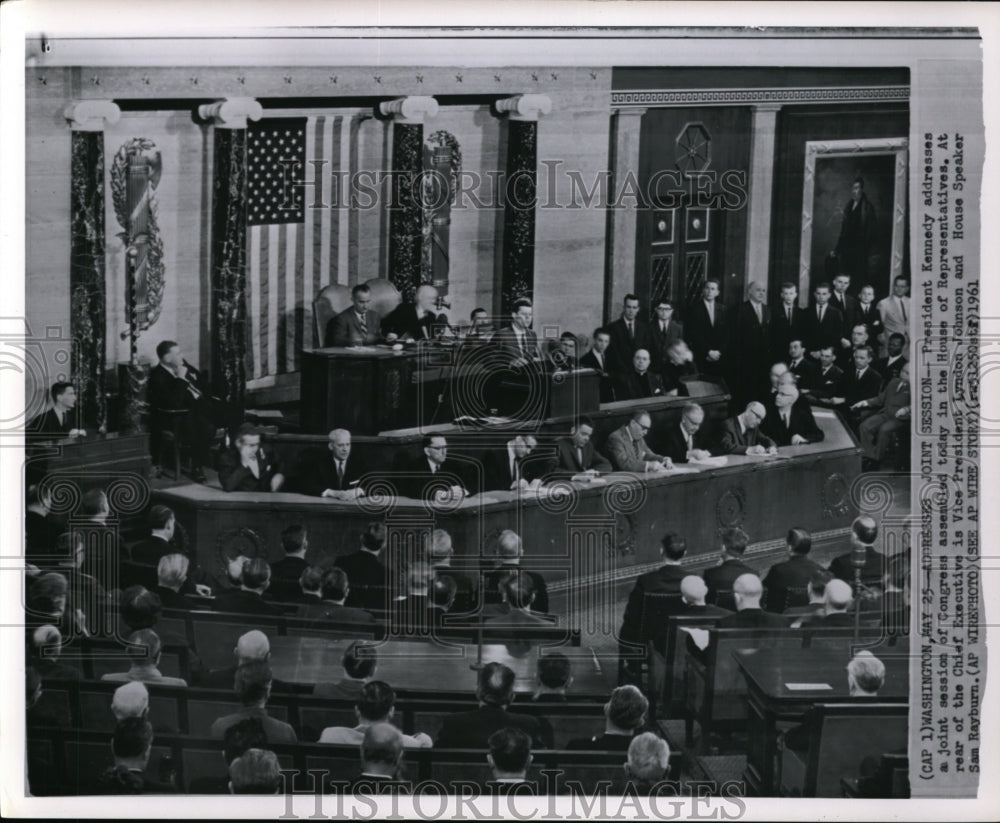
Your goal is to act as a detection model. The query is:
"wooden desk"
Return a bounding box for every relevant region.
[268,635,618,695]
[152,411,860,597]
[735,646,909,796]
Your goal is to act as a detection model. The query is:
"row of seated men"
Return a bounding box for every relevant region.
[618,516,908,682]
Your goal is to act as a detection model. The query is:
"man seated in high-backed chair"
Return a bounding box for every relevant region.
[326,284,383,348]
[383,283,448,342]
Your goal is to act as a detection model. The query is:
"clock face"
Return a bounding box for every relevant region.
[675,122,711,173]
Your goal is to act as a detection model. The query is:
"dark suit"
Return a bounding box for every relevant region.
[326,307,383,348]
[435,705,552,749]
[805,304,844,353]
[580,349,615,403]
[717,608,789,629]
[551,437,612,477]
[733,301,772,404]
[432,566,477,614]
[850,302,884,343]
[762,554,826,613]
[268,555,309,602]
[566,732,636,751]
[858,375,911,461]
[703,558,755,604]
[716,416,776,455]
[606,317,653,375]
[662,422,712,464]
[649,320,684,374]
[383,303,443,341]
[29,408,73,437]
[483,565,549,614]
[619,563,688,643]
[661,359,698,396]
[685,300,728,376]
[874,355,907,381]
[830,292,857,334]
[614,369,666,401]
[788,357,820,391]
[218,446,281,493]
[481,447,552,493]
[829,547,886,587]
[294,450,364,496]
[760,403,824,446]
[153,585,199,612]
[296,599,378,627]
[808,364,844,400]
[491,325,540,365]
[771,304,808,359]
[840,365,884,407]
[333,550,389,612]
[147,362,216,469]
[800,611,854,628]
[396,456,468,500]
[212,588,284,617]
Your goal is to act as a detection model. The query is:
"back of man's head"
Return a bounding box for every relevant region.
[721,527,749,556]
[234,661,273,705]
[660,532,687,562]
[321,567,349,602]
[537,653,572,690]
[229,748,281,794]
[607,684,649,732]
[281,524,307,555]
[223,717,268,765]
[824,579,853,613]
[126,629,162,666]
[626,732,671,786]
[488,727,532,776]
[235,630,270,664]
[112,716,153,761]
[431,574,457,608]
[503,570,536,609]
[31,624,62,660]
[241,558,271,591]
[680,575,707,606]
[733,574,764,609]
[148,505,174,532]
[807,569,834,601]
[426,528,453,560]
[478,662,516,707]
[342,641,377,681]
[787,527,812,555]
[298,565,323,594]
[111,682,149,721]
[851,515,878,547]
[360,723,404,769]
[81,488,109,517]
[847,650,886,695]
[356,680,395,722]
[497,529,522,560]
[120,586,163,630]
[362,522,387,552]
[157,553,189,589]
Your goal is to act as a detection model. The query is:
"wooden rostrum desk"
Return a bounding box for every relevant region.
[153,410,861,597]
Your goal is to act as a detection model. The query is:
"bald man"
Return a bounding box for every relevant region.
[202,630,294,692]
[760,383,824,447]
[350,722,411,791]
[679,576,733,619]
[614,349,666,400]
[716,574,789,629]
[383,283,448,342]
[717,402,777,455]
[796,578,855,627]
[294,428,365,498]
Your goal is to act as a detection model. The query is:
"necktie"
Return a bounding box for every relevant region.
[898,297,907,323]
[660,322,667,334]
[786,306,792,323]
[595,352,603,368]
[576,447,584,468]
[686,431,692,450]
[783,412,790,429]
[857,370,862,380]
[754,302,761,324]
[627,322,634,340]
[519,334,526,356]
[707,303,714,326]
[359,313,367,336]
[818,305,825,322]
[337,460,345,486]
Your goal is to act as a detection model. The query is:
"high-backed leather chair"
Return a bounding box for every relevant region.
[313,284,352,347]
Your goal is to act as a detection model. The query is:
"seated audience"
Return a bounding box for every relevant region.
[579,327,615,403]
[802,345,845,405]
[154,554,200,611]
[855,361,911,471]
[284,566,324,607]
[202,630,294,693]
[213,558,283,616]
[26,570,75,636]
[717,401,777,455]
[425,528,476,613]
[829,346,883,423]
[95,717,176,794]
[28,624,80,680]
[620,732,674,795]
[45,531,110,636]
[677,575,733,622]
[484,572,555,627]
[296,568,378,627]
[551,416,612,478]
[25,483,59,564]
[390,561,436,630]
[829,515,886,588]
[430,575,458,623]
[606,410,674,473]
[784,570,834,619]
[351,723,411,792]
[111,682,149,723]
[210,660,297,743]
[875,332,908,380]
[662,402,713,464]
[29,381,84,438]
[435,662,552,749]
[482,529,549,614]
[189,717,269,794]
[268,524,310,601]
[101,629,188,687]
[761,383,824,446]
[532,653,573,701]
[619,532,689,655]
[787,339,819,390]
[327,283,383,348]
[482,434,551,492]
[335,522,390,611]
[229,748,282,795]
[296,428,364,498]
[130,505,183,567]
[567,685,649,750]
[218,423,284,493]
[314,641,378,701]
[794,578,854,627]
[716,574,789,629]
[319,680,432,748]
[486,727,535,792]
[836,323,873,370]
[702,527,755,605]
[762,528,825,613]
[614,349,666,400]
[660,339,698,396]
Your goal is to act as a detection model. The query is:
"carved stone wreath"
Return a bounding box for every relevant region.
[716,485,746,529]
[822,472,851,518]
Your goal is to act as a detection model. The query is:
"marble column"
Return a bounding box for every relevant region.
[745,104,781,296]
[380,96,439,301]
[65,100,120,433]
[198,98,262,429]
[494,94,551,314]
[606,107,647,322]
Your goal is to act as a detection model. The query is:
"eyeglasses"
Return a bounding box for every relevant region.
[636,422,651,432]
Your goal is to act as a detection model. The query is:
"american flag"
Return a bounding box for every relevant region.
[245,115,354,380]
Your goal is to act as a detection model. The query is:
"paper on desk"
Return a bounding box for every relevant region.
[784,682,834,691]
[661,466,701,475]
[680,627,710,650]
[689,456,727,468]
[571,474,608,485]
